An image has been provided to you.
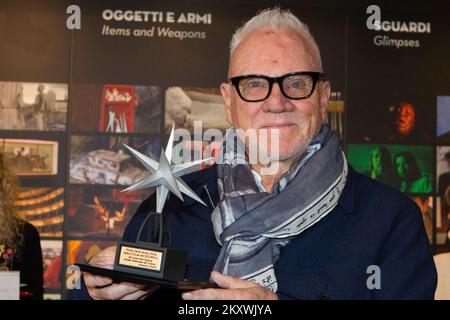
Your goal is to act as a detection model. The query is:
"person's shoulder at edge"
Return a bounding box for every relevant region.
[342,165,420,219]
[22,221,41,241]
[346,166,437,299]
[20,221,44,300]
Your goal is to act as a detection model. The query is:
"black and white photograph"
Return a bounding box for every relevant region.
[0,82,67,131]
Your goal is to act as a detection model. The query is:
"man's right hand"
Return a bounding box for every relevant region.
[83,245,159,300]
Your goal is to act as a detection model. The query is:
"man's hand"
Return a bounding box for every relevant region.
[83,245,159,300]
[181,271,278,300]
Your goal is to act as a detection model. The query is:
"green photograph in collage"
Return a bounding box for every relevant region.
[348,144,433,194]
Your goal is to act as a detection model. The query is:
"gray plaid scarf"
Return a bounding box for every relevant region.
[211,124,348,292]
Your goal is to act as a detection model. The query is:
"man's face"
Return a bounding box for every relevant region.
[396,103,415,135]
[371,148,382,171]
[395,156,409,179]
[220,28,330,161]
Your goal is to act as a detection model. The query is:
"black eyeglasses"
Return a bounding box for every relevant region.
[228,71,325,102]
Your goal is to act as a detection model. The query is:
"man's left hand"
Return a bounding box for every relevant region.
[181,271,278,300]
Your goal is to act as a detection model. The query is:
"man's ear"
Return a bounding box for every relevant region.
[319,80,331,122]
[220,82,234,125]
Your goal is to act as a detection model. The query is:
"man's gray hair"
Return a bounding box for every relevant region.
[229,7,323,71]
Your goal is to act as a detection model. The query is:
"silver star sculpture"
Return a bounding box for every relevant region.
[122,126,213,213]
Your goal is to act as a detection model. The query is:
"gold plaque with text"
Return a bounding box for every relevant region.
[118,246,163,271]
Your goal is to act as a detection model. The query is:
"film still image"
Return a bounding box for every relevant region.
[41,240,63,290]
[69,135,160,185]
[348,97,433,144]
[410,195,433,244]
[70,83,162,134]
[0,138,58,175]
[68,186,149,238]
[0,82,67,131]
[437,146,450,246]
[437,146,450,198]
[348,144,433,194]
[437,196,450,247]
[165,87,229,134]
[17,188,64,237]
[437,96,450,144]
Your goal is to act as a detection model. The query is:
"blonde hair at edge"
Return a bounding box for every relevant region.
[0,152,24,258]
[229,7,323,71]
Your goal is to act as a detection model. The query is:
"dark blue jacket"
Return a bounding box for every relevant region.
[72,165,437,300]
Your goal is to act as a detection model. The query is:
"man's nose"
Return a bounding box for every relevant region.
[261,82,294,113]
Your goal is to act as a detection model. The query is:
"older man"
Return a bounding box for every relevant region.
[76,8,436,300]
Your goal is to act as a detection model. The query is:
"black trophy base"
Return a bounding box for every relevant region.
[113,241,187,283]
[76,263,217,290]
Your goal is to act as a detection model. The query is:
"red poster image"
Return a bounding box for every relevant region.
[100,85,135,133]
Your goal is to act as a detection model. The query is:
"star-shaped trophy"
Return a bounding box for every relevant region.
[76,126,216,289]
[113,126,213,285]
